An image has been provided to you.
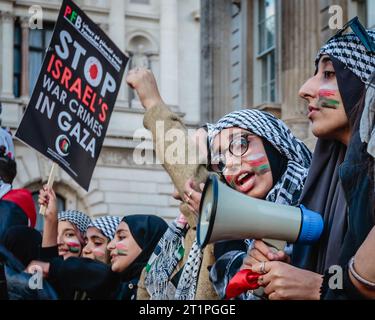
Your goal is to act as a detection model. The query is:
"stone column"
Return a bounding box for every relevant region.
[108,0,127,106]
[280,0,320,143]
[160,0,179,108]
[21,17,29,98]
[200,0,232,123]
[0,11,15,98]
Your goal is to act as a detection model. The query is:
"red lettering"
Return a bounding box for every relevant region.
[82,86,93,107]
[89,92,97,113]
[99,102,108,123]
[69,78,82,99]
[47,54,55,73]
[51,59,63,80]
[60,67,72,89]
[64,5,72,18]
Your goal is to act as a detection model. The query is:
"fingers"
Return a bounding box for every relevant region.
[172,189,182,201]
[249,247,270,264]
[126,67,151,86]
[38,188,49,206]
[251,260,273,275]
[253,240,285,261]
[241,255,257,270]
[183,178,202,202]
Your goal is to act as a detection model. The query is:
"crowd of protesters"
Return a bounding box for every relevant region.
[0,21,374,300]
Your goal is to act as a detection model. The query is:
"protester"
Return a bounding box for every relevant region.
[82,215,121,264]
[3,226,42,268]
[0,128,36,241]
[126,68,218,300]
[321,71,375,300]
[38,186,91,259]
[106,215,168,299]
[248,27,375,300]
[185,109,312,299]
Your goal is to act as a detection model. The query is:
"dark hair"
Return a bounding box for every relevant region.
[0,156,17,183]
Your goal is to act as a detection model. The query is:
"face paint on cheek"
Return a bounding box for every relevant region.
[66,241,81,253]
[92,247,106,259]
[225,175,237,188]
[247,153,270,175]
[116,243,128,256]
[318,89,340,109]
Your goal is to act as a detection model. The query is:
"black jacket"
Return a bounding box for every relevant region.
[320,132,374,299]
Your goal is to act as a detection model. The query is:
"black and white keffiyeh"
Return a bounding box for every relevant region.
[208,109,312,300]
[210,109,312,205]
[316,30,375,84]
[58,210,92,234]
[88,215,121,240]
[144,217,188,300]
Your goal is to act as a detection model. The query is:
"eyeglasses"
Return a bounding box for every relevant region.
[329,16,375,54]
[209,134,253,173]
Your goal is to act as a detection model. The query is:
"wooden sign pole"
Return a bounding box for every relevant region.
[39,162,58,215]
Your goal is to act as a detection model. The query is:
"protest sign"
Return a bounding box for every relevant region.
[16,0,128,191]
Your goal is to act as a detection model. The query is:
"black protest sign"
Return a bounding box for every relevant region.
[16,0,128,191]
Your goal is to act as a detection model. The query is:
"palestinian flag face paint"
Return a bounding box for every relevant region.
[247,153,270,175]
[66,241,81,253]
[93,247,106,257]
[225,175,237,188]
[116,243,128,256]
[318,89,340,109]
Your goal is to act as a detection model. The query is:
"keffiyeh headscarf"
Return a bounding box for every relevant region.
[58,210,92,234]
[315,30,375,84]
[293,28,375,274]
[88,215,121,240]
[210,109,312,205]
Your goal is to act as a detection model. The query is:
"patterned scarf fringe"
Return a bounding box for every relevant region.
[145,219,187,300]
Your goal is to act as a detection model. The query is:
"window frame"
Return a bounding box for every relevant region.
[367,0,375,28]
[13,22,22,98]
[253,0,278,105]
[28,23,54,96]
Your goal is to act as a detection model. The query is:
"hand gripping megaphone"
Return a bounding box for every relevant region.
[197,174,324,248]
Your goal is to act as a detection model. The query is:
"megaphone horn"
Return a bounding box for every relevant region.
[197,174,323,248]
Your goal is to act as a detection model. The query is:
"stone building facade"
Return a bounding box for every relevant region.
[0,0,201,229]
[200,0,375,150]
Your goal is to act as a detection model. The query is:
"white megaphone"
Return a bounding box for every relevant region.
[197,174,324,248]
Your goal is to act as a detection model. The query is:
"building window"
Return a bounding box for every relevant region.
[13,22,54,97]
[32,192,66,233]
[230,1,244,109]
[29,25,54,95]
[130,0,150,4]
[367,0,375,28]
[256,0,276,103]
[13,23,22,98]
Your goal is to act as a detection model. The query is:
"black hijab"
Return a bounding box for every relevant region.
[292,57,367,274]
[120,215,168,282]
[3,226,42,267]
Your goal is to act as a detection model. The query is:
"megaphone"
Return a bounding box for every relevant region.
[197,174,323,248]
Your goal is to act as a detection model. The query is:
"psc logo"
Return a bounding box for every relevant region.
[55,134,71,157]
